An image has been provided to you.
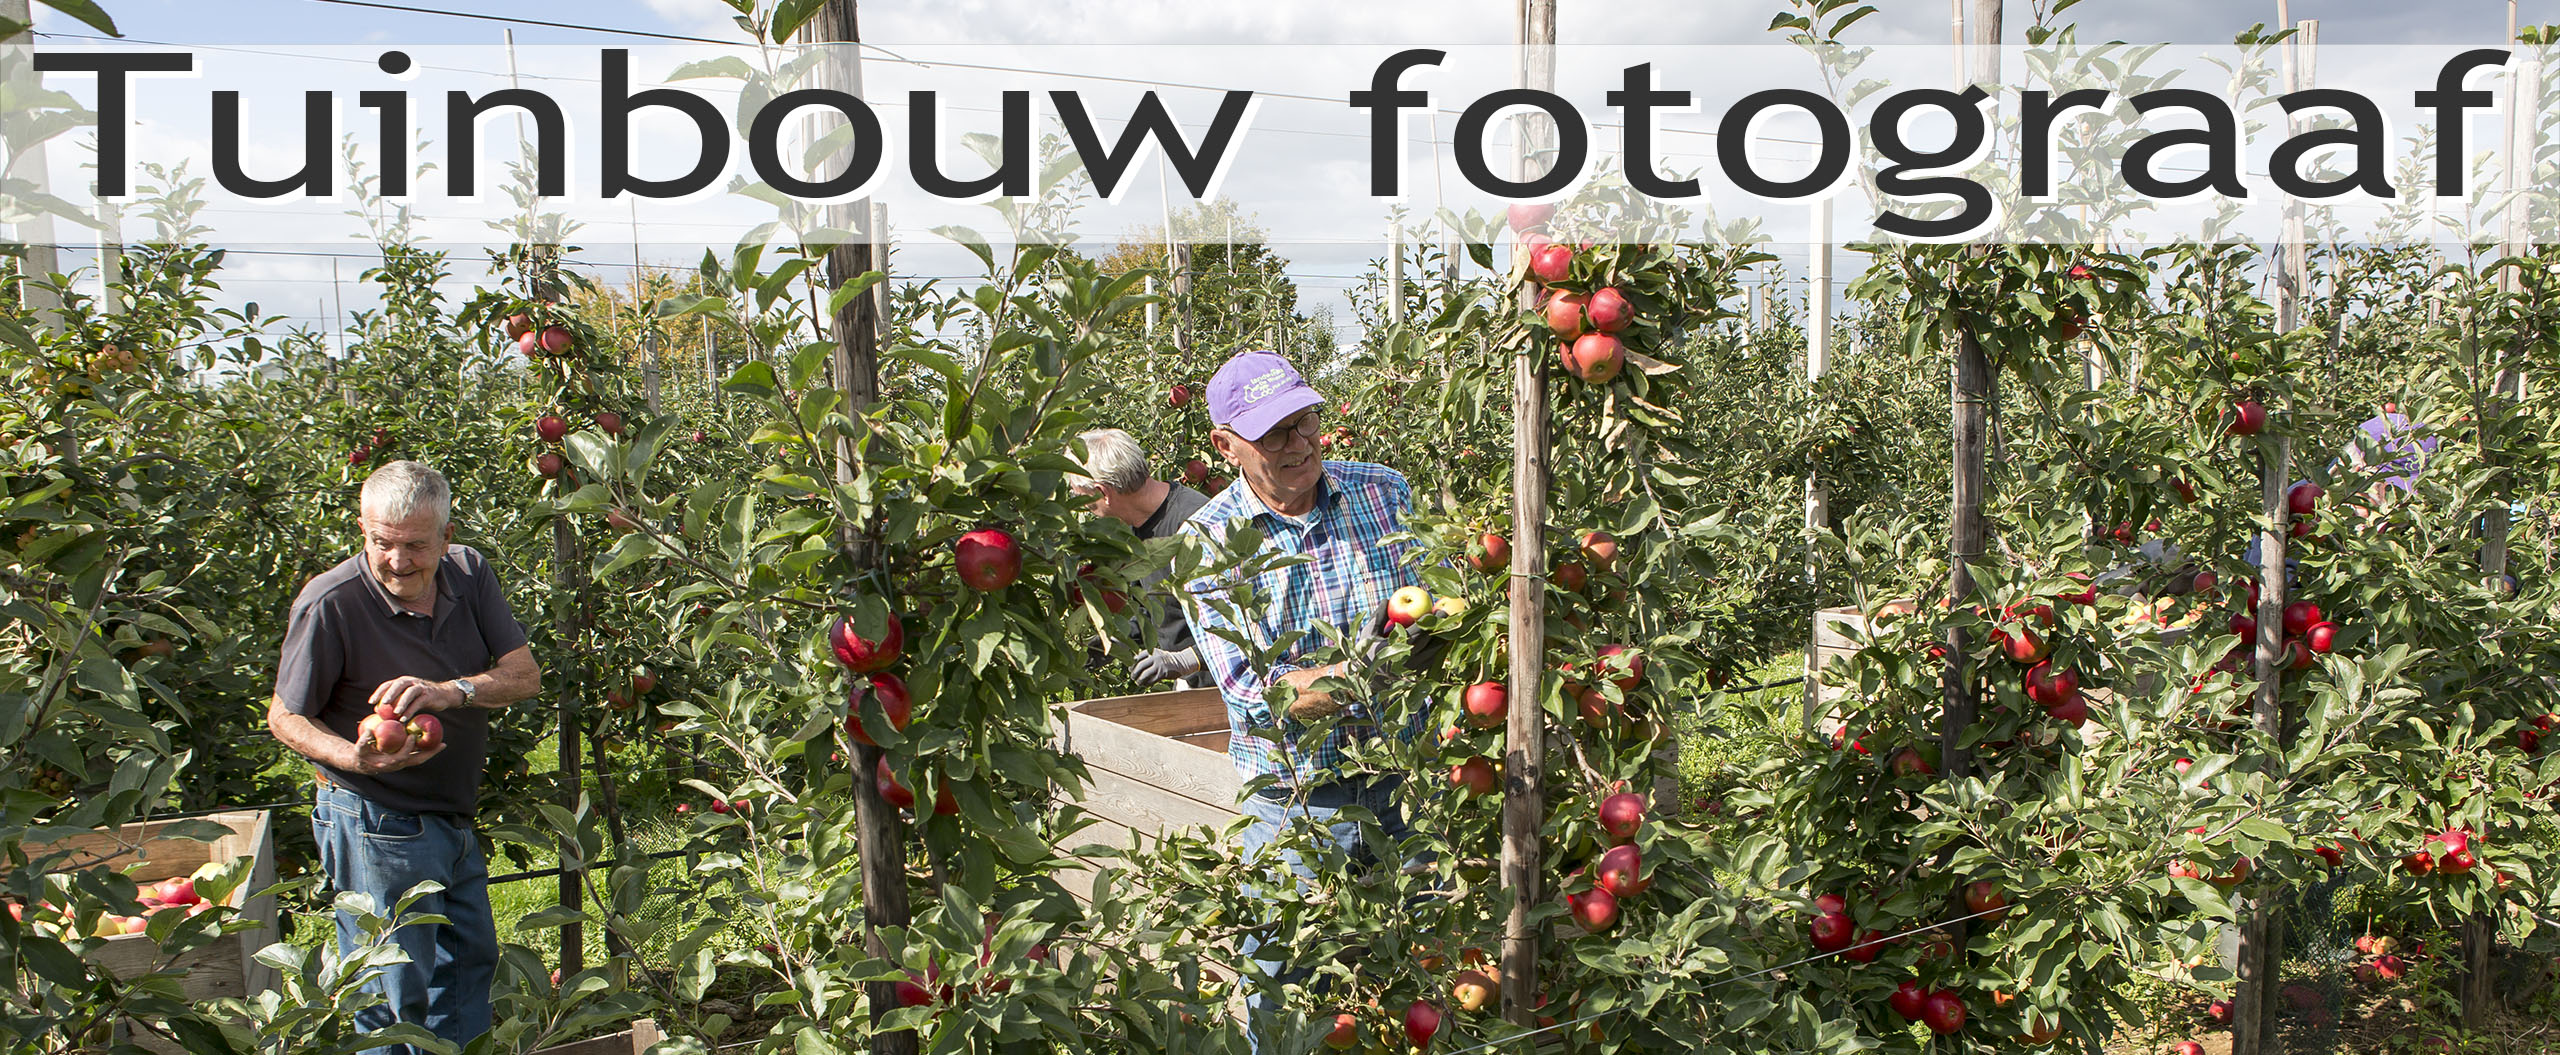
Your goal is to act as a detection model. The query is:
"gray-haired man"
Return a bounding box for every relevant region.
[266,461,542,1054]
[1072,428,1211,686]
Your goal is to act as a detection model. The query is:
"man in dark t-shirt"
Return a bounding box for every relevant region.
[1072,428,1211,685]
[267,461,541,1055]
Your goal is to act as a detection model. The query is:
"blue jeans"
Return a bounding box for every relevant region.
[1234,774,1414,1055]
[312,782,498,1055]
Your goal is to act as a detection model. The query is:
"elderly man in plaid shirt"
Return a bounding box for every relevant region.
[1178,350,1445,1051]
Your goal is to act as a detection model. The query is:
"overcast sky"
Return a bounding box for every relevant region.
[20,0,2548,350]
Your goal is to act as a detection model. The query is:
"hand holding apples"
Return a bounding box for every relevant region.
[352,701,446,773]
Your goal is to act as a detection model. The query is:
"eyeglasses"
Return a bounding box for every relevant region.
[1226,410,1322,453]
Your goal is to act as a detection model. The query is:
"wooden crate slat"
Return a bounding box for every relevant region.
[1063,707,1240,814]
[1067,688,1230,737]
[1076,764,1238,837]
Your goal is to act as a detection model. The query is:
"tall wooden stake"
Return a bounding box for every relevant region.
[1805,198,1833,585]
[1939,0,1999,956]
[802,7,910,1055]
[3,0,61,328]
[2236,15,2313,1055]
[1388,218,1407,328]
[2463,5,2536,1024]
[1500,0,1556,1029]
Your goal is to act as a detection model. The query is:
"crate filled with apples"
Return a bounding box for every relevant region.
[45,809,281,1003]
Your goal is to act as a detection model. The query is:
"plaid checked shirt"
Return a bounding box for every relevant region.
[1179,461,1421,789]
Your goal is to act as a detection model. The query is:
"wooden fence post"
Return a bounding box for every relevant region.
[1500,0,1556,1029]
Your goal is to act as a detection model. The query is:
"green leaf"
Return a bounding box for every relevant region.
[37,0,118,36]
[767,0,830,44]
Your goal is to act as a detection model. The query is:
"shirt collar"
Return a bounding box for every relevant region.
[353,551,458,618]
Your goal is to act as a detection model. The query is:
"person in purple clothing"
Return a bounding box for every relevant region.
[1177,350,1445,1052]
[2348,407,2439,501]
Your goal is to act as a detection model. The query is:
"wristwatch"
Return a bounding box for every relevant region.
[452,677,479,708]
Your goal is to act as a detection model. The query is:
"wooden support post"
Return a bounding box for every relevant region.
[1805,198,1833,586]
[1388,218,1407,328]
[1938,0,2000,956]
[2462,7,2536,1025]
[2235,16,2313,1055]
[642,332,662,416]
[702,319,719,403]
[803,8,911,1055]
[4,0,62,329]
[1500,0,1556,1029]
[553,513,585,976]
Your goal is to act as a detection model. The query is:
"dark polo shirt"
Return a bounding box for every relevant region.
[275,545,528,817]
[1134,483,1211,653]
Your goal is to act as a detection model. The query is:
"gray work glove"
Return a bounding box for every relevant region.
[1131,648,1204,685]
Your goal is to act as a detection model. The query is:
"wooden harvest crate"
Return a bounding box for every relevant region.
[1053,688,1241,902]
[47,809,280,1001]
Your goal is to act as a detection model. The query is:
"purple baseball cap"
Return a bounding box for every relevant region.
[1206,350,1324,441]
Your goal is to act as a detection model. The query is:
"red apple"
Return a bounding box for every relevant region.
[708,798,731,814]
[1542,291,1588,338]
[1843,929,1884,963]
[1996,623,2051,665]
[1578,530,1619,573]
[1813,893,1847,916]
[592,411,623,438]
[847,673,914,746]
[875,760,916,809]
[1594,843,1646,898]
[1568,887,1619,932]
[954,528,1022,591]
[830,612,905,673]
[154,878,199,907]
[1552,560,1588,593]
[1461,681,1507,730]
[2173,1043,2205,1055]
[504,313,532,340]
[1921,990,1967,1035]
[1890,981,1928,1020]
[2045,697,2090,727]
[2025,661,2081,707]
[1450,970,1494,1013]
[2287,481,2323,515]
[1167,383,1191,408]
[405,712,443,752]
[539,326,573,354]
[1585,287,1633,333]
[2227,399,2267,437]
[2206,999,2232,1025]
[2306,621,2337,653]
[2281,601,2321,637]
[1403,999,1440,1047]
[1449,757,1497,796]
[534,451,565,478]
[1506,202,1556,232]
[1470,532,1510,574]
[2374,953,2407,980]
[1963,880,2011,924]
[894,978,936,1007]
[1809,912,1856,952]
[1597,792,1645,843]
[1324,1012,1359,1049]
[358,714,407,753]
[2430,827,2471,856]
[2403,849,2435,875]
[1182,458,1209,486]
[1595,644,1644,690]
[1889,747,1936,777]
[516,331,541,358]
[1562,333,1624,384]
[1529,243,1573,283]
[1385,586,1432,627]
